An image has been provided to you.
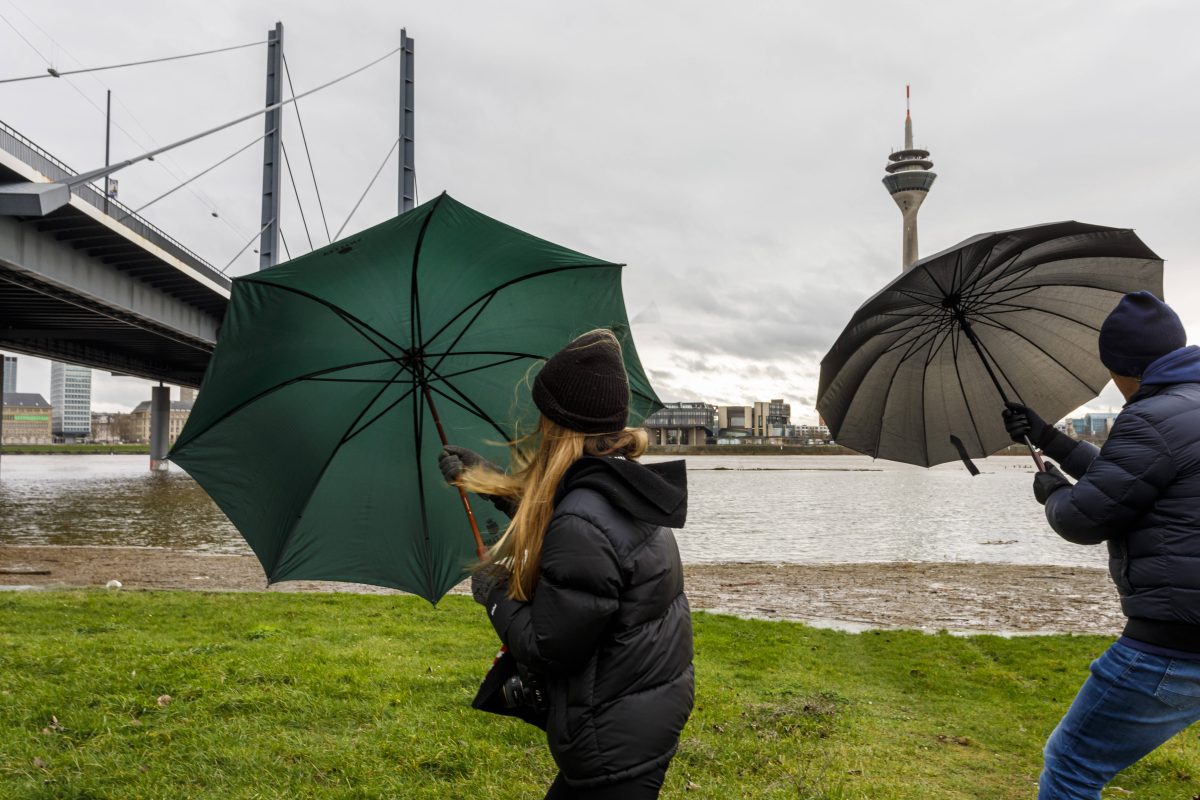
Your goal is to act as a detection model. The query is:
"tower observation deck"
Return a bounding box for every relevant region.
[883,85,936,271]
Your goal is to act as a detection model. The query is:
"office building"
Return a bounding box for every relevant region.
[50,362,92,442]
[643,402,718,446]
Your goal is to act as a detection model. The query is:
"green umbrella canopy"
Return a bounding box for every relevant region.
[171,193,661,603]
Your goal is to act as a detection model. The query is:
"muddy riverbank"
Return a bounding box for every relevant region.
[0,545,1122,636]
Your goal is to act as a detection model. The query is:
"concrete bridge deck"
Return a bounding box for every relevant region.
[0,120,230,387]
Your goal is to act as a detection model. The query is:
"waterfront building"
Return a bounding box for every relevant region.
[883,85,936,271]
[717,405,753,439]
[49,362,92,442]
[752,399,791,437]
[129,400,193,445]
[2,392,52,444]
[643,401,718,446]
[791,423,831,444]
[90,412,136,444]
[2,355,15,391]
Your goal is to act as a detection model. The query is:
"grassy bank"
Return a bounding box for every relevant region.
[0,444,149,455]
[1,592,1196,799]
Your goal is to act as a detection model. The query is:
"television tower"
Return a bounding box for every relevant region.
[883,86,936,271]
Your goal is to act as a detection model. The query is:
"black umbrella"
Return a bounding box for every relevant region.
[816,221,1163,471]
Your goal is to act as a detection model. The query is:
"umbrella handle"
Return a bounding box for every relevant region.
[420,382,488,558]
[1024,435,1047,473]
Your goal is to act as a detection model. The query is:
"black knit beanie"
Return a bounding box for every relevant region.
[532,329,630,434]
[1098,291,1187,377]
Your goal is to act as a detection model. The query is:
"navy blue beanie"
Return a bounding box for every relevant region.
[1098,291,1186,377]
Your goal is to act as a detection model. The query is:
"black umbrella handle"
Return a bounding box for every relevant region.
[1023,435,1047,473]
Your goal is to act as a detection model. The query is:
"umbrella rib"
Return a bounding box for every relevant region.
[877,303,962,356]
[918,261,951,298]
[892,287,944,307]
[342,384,418,445]
[420,262,624,350]
[306,377,416,384]
[960,284,1041,313]
[424,293,497,377]
[170,357,399,453]
[434,355,532,381]
[266,365,410,583]
[409,194,446,372]
[236,278,406,358]
[962,299,1104,333]
[422,370,513,443]
[950,328,988,456]
[870,318,940,460]
[412,372,437,600]
[964,314,1100,396]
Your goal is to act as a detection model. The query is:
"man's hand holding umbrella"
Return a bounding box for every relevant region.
[1002,403,1073,503]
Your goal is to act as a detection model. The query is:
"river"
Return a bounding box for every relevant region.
[0,454,1104,568]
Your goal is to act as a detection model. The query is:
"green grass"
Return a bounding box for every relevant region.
[0,592,1197,799]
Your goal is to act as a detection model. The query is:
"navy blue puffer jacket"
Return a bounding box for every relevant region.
[483,457,694,789]
[1045,345,1200,648]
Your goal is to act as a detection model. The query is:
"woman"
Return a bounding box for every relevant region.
[438,329,693,799]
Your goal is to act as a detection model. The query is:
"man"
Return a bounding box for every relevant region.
[1003,291,1200,799]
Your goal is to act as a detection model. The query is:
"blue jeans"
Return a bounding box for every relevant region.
[1040,641,1200,799]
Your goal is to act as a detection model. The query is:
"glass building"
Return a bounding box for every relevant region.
[50,362,93,441]
[2,355,15,391]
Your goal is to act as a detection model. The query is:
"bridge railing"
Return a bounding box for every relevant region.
[0,119,231,290]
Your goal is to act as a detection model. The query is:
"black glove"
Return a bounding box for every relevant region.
[1033,462,1071,505]
[438,445,498,485]
[1004,402,1080,462]
[470,563,508,605]
[1002,402,1056,448]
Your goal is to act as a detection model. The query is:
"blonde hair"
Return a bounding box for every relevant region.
[460,415,648,601]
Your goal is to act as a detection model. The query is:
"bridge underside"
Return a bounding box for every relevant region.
[0,123,231,388]
[0,261,214,387]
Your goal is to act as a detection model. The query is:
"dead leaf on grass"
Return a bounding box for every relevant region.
[156,694,172,706]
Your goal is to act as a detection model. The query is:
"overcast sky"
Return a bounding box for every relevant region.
[2,0,1198,422]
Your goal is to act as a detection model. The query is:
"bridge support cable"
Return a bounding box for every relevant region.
[0,40,265,84]
[279,227,293,261]
[63,44,403,190]
[282,54,331,244]
[334,138,400,241]
[223,218,275,275]
[113,133,269,223]
[281,140,314,251]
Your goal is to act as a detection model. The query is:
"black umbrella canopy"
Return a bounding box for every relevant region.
[816,221,1163,468]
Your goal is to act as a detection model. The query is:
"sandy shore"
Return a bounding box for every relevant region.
[0,545,1123,636]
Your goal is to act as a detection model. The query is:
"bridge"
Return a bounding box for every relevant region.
[0,22,416,467]
[0,119,230,388]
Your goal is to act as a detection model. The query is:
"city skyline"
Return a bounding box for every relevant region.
[1,2,1193,421]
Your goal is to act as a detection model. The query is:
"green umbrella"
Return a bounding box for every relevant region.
[170,194,661,603]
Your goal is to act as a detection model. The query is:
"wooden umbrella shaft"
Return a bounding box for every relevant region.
[958,316,1046,472]
[420,381,488,558]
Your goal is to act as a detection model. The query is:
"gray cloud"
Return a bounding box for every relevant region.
[1,0,1192,422]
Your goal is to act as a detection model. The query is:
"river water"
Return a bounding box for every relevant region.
[0,454,1104,568]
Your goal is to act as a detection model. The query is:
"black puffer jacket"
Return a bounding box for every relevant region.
[483,456,694,789]
[1045,345,1200,649]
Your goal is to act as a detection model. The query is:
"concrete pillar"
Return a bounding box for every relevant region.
[149,385,170,471]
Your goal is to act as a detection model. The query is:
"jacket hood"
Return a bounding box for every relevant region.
[1139,345,1200,387]
[556,457,687,528]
